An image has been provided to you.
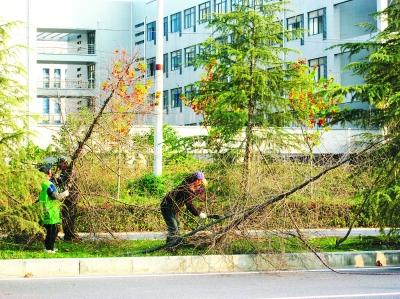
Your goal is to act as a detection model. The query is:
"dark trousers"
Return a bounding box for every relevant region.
[161,206,180,242]
[43,224,58,250]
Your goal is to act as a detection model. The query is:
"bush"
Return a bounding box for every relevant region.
[127,173,168,197]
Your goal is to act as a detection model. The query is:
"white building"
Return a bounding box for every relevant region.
[134,0,387,126]
[1,0,387,150]
[3,0,135,147]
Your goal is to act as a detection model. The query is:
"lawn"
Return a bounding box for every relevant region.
[1,235,399,259]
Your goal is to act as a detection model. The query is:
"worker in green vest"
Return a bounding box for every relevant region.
[38,164,69,253]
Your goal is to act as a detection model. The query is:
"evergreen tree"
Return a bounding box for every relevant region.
[335,1,400,229]
[190,0,298,194]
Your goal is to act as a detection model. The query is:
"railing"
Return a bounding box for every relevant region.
[40,113,63,125]
[37,79,95,89]
[37,44,96,55]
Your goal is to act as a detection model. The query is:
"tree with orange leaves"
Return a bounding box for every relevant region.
[60,50,151,240]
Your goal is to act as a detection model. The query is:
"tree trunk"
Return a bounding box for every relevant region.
[61,185,79,241]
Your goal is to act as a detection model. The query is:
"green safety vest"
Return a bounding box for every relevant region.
[39,180,61,225]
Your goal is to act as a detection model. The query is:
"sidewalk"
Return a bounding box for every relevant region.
[67,228,394,240]
[1,228,399,279]
[1,250,399,278]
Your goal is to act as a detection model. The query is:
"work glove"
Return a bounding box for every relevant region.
[59,190,69,199]
[199,212,207,219]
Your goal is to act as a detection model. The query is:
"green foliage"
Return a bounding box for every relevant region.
[128,173,167,197]
[148,125,196,165]
[333,1,400,229]
[191,1,296,141]
[0,20,27,150]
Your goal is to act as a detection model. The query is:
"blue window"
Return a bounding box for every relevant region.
[184,7,196,29]
[184,46,196,67]
[54,100,61,114]
[215,0,227,13]
[185,84,196,101]
[163,90,169,113]
[147,57,156,77]
[163,53,169,76]
[170,12,181,33]
[308,56,327,80]
[42,98,50,114]
[287,14,304,43]
[171,88,183,111]
[199,1,211,24]
[164,17,168,39]
[308,8,326,39]
[171,50,182,71]
[146,21,156,41]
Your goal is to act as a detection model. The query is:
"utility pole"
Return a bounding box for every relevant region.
[153,0,164,176]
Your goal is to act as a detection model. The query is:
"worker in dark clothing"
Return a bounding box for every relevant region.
[160,171,208,244]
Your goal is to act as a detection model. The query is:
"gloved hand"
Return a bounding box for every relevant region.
[199,212,207,219]
[59,190,69,199]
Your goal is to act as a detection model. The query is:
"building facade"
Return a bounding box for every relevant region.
[2,0,387,149]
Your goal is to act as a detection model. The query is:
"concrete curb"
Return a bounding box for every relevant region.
[1,250,399,278]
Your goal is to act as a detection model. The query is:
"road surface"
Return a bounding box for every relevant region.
[1,268,399,299]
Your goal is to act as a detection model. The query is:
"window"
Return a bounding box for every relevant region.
[171,87,183,110]
[164,17,168,39]
[184,7,196,29]
[185,84,196,101]
[88,64,95,88]
[184,46,196,67]
[199,1,211,24]
[308,8,326,38]
[287,15,303,41]
[163,90,169,113]
[42,68,49,88]
[42,98,50,114]
[147,21,156,41]
[215,0,227,13]
[53,69,61,88]
[163,53,169,76]
[170,12,181,33]
[53,99,61,114]
[308,56,327,80]
[147,57,156,77]
[87,31,95,54]
[171,50,182,71]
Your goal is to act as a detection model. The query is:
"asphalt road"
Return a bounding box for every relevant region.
[1,268,399,299]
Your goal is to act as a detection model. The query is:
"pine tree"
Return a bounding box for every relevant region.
[190,0,297,194]
[335,1,400,229]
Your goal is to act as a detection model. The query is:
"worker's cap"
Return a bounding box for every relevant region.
[38,163,52,174]
[194,171,207,186]
[57,156,69,164]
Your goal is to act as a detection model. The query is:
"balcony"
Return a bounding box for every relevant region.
[37,79,96,98]
[36,29,96,64]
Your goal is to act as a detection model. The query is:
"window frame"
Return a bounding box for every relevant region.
[146,21,156,42]
[171,50,182,71]
[184,7,196,29]
[147,57,156,77]
[215,0,228,14]
[308,56,327,80]
[287,14,304,43]
[170,12,182,33]
[184,46,197,67]
[199,1,211,24]
[308,8,326,38]
[171,87,183,110]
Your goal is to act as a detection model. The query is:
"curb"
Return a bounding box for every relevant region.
[1,250,399,278]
